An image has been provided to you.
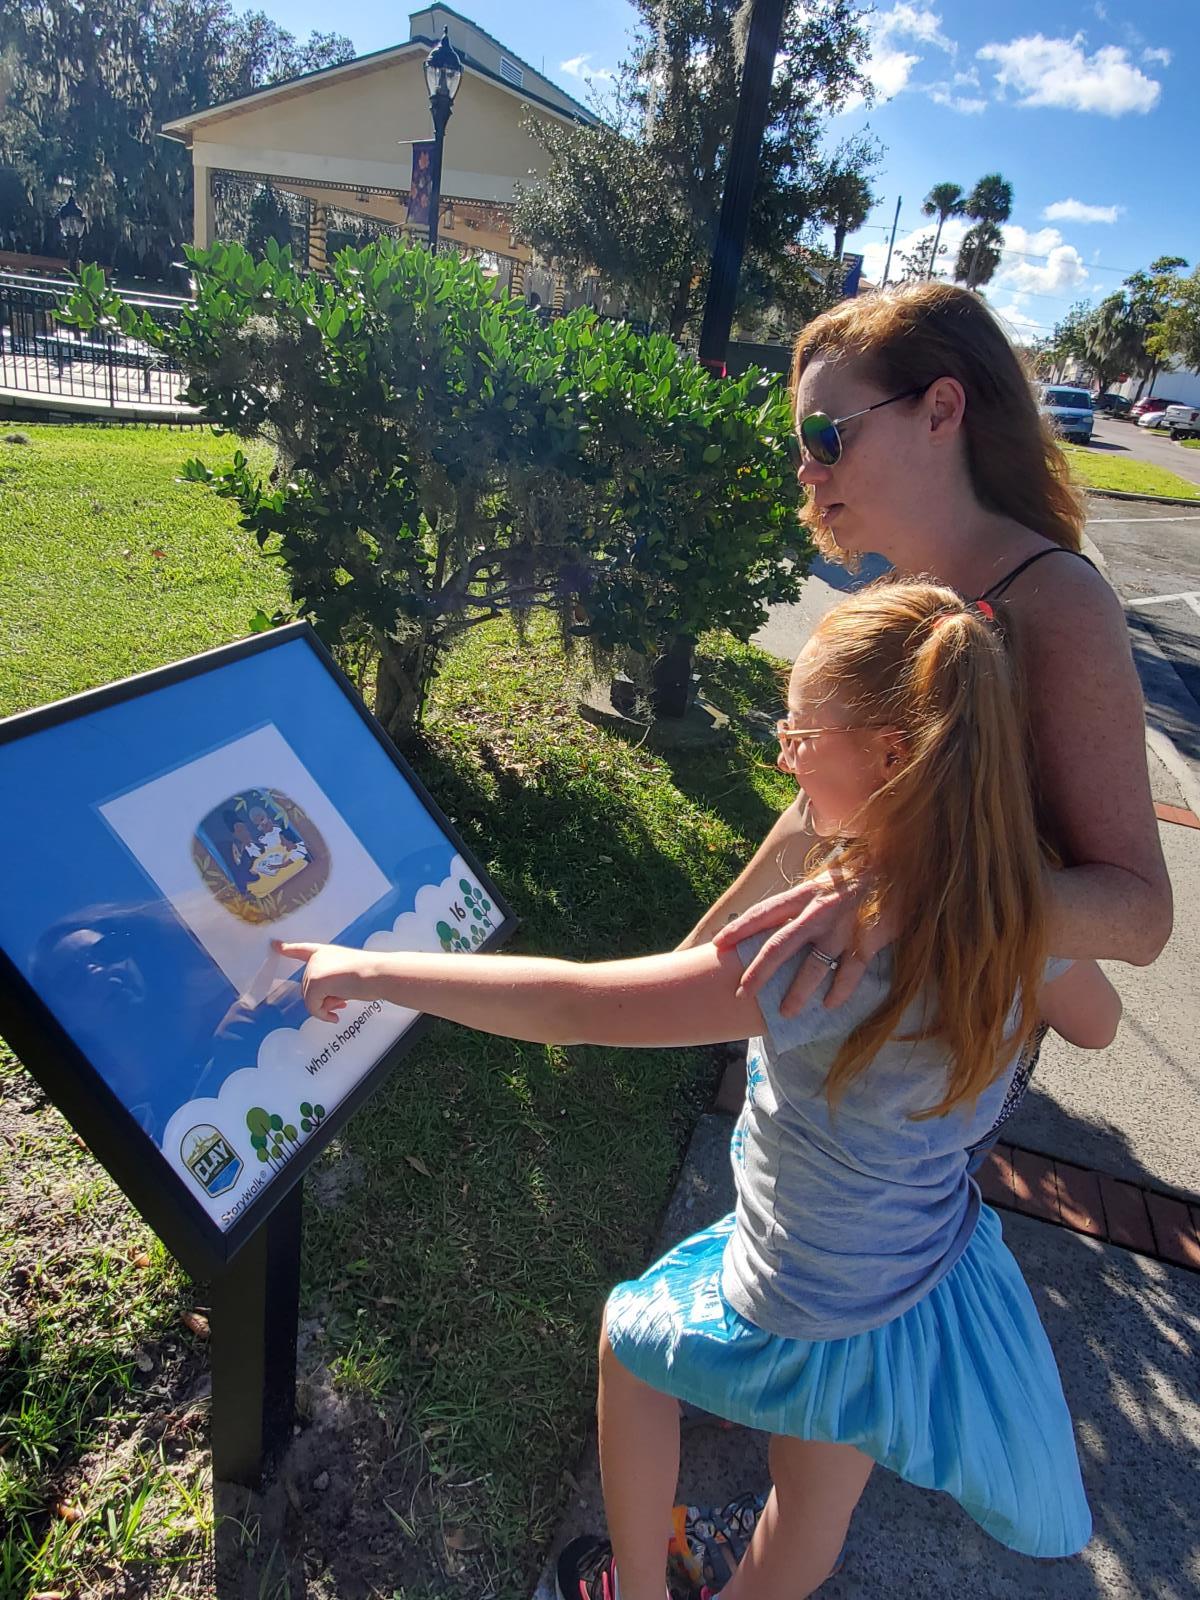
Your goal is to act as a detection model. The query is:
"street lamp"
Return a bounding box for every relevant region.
[423,27,464,252]
[57,193,86,274]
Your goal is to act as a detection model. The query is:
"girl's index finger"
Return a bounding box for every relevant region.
[274,940,318,959]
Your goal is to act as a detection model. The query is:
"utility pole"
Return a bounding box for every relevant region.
[880,195,902,288]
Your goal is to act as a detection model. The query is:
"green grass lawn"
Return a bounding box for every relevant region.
[1061,441,1200,500]
[0,425,795,1599]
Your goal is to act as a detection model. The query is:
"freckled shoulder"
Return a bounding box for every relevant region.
[1004,550,1139,675]
[1001,546,1154,865]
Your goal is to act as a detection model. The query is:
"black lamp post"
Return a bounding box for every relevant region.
[423,27,464,252]
[57,193,86,274]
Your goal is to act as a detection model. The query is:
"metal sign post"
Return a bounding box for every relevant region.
[210,1179,304,1485]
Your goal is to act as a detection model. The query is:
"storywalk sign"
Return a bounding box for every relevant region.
[0,623,514,1480]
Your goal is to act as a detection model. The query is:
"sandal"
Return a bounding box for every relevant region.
[667,1489,767,1594]
[667,1490,846,1596]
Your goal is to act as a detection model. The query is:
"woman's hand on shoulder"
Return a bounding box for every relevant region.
[712,866,892,1015]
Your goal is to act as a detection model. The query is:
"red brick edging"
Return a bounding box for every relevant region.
[1153,801,1200,830]
[977,1143,1200,1272]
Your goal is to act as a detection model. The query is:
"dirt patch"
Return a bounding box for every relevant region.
[211,1367,460,1599]
[2,1065,501,1599]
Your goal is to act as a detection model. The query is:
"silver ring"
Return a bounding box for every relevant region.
[809,946,840,971]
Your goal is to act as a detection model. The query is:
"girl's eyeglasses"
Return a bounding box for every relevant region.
[796,384,929,467]
[776,720,881,744]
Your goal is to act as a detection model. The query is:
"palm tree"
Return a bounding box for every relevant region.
[920,182,965,280]
[1084,293,1145,393]
[960,173,1014,290]
[955,222,1004,290]
[824,167,875,264]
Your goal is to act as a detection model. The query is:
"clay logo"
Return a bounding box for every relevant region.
[181,1124,243,1197]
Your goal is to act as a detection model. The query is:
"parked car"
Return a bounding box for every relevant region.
[1130,396,1180,420]
[1093,391,1132,417]
[1137,408,1171,430]
[1039,384,1094,444]
[1163,403,1200,441]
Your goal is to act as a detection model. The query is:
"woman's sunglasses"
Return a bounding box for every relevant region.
[796,384,930,467]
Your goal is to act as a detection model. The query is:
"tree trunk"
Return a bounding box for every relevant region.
[374,635,426,745]
[929,214,945,279]
[668,270,694,339]
[650,632,696,719]
[966,227,983,289]
[832,221,847,262]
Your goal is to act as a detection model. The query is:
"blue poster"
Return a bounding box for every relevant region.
[0,633,508,1233]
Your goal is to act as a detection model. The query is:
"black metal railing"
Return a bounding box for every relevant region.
[0,272,191,410]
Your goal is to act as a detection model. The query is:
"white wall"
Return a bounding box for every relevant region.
[1116,364,1200,407]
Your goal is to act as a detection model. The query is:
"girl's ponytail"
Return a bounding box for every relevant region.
[809,584,1048,1118]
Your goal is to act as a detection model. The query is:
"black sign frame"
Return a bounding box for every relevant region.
[0,622,517,1281]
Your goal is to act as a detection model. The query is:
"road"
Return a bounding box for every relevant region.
[1086,413,1200,488]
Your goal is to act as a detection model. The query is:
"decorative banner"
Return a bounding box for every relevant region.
[0,625,514,1270]
[840,253,864,298]
[406,140,436,227]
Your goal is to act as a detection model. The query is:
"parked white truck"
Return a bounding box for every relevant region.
[1164,403,1200,441]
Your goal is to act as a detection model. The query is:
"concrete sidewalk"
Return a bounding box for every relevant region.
[534,1115,1200,1599]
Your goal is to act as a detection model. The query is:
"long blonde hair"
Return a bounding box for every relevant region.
[791,282,1085,560]
[804,580,1047,1118]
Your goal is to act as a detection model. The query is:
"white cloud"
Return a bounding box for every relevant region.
[1042,197,1123,224]
[856,218,968,285]
[927,84,986,112]
[1142,46,1171,67]
[883,2,953,49]
[560,53,614,82]
[840,3,955,111]
[989,295,1051,337]
[994,225,1089,294]
[977,33,1162,115]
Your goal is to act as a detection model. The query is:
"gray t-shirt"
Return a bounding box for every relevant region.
[722,935,1068,1341]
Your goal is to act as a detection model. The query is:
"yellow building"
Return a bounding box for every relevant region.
[162,4,598,300]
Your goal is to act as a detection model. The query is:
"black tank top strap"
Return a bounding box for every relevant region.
[978,545,1097,602]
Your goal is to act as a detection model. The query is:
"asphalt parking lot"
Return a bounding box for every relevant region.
[1085,497,1200,790]
[1088,496,1200,704]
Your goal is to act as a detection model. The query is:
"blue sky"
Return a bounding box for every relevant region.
[254,0,1197,342]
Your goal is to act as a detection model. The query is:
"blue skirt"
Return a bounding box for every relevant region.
[605,1204,1091,1559]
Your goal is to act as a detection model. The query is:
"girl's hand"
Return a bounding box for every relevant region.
[273,940,378,1023]
[711,869,891,1015]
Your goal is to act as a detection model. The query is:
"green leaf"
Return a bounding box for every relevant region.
[702,443,723,464]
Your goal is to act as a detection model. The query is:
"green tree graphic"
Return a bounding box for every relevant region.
[246,1102,323,1167]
